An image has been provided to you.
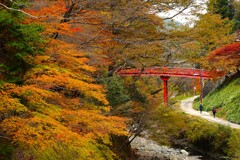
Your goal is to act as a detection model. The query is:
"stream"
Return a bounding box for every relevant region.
[130,132,220,160]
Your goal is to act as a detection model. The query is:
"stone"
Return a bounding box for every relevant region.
[180,149,189,156]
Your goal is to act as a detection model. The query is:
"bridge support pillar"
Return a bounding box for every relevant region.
[160,76,170,106]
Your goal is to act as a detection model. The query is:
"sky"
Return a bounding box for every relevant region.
[157,0,208,26]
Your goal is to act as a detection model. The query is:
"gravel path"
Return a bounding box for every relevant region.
[180,96,240,129]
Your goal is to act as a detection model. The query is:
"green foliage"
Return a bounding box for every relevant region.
[233,0,240,28]
[103,75,130,106]
[233,19,240,31]
[191,13,233,52]
[147,106,188,145]
[227,130,240,159]
[0,64,9,72]
[11,140,116,160]
[208,0,234,19]
[207,0,240,30]
[186,120,232,153]
[0,139,14,160]
[7,22,45,57]
[195,77,240,123]
[0,10,45,53]
[0,10,45,83]
[170,92,193,101]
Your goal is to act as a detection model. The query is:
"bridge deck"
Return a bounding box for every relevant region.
[118,67,223,79]
[117,67,224,106]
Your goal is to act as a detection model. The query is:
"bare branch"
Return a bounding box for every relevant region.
[0,2,38,18]
[163,2,192,20]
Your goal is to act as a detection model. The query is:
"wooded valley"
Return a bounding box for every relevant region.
[0,0,240,159]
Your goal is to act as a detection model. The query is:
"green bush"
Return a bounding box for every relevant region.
[186,121,232,154]
[0,10,46,83]
[103,75,130,106]
[227,130,240,160]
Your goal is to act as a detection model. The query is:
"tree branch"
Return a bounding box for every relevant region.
[0,135,12,141]
[163,2,192,20]
[0,2,38,18]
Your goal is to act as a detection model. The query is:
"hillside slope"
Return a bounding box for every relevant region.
[200,72,240,123]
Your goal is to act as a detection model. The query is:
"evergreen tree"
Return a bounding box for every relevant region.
[208,0,240,30]
[208,0,234,19]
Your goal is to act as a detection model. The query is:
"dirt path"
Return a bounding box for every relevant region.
[180,96,240,129]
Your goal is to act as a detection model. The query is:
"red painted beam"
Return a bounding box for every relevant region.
[116,67,224,106]
[118,67,224,79]
[160,76,170,106]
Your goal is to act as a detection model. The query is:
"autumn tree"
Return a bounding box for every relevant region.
[1,2,236,159]
[24,0,195,73]
[0,1,128,159]
[188,13,234,57]
[208,0,235,19]
[208,0,240,30]
[206,42,240,73]
[0,8,45,84]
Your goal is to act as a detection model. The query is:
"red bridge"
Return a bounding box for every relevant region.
[118,67,224,105]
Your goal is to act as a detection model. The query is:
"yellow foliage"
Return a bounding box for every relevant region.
[0,1,128,159]
[56,109,127,138]
[189,13,234,54]
[0,94,28,120]
[0,115,88,147]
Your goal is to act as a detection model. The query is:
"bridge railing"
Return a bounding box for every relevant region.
[117,67,224,79]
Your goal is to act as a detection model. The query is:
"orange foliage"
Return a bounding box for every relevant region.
[207,42,240,72]
[23,1,83,38]
[0,0,127,158]
[23,1,67,18]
